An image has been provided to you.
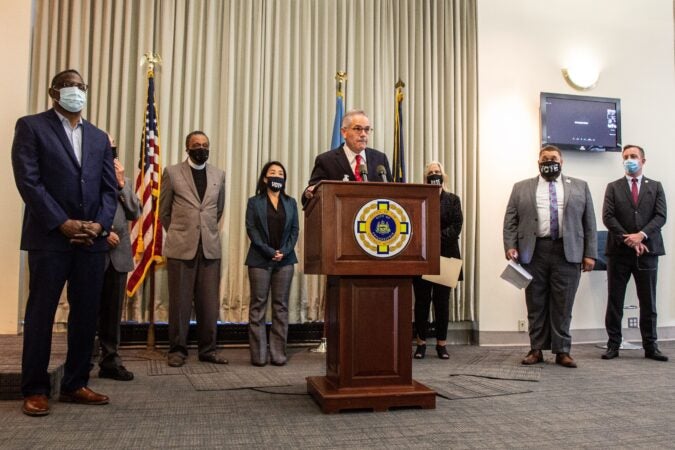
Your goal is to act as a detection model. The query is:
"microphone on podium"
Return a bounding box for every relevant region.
[358,164,368,182]
[376,165,388,182]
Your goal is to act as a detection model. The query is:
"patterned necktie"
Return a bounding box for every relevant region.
[631,178,639,206]
[549,181,559,240]
[354,154,363,181]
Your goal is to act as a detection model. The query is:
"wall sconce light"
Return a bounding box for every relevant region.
[561,66,599,91]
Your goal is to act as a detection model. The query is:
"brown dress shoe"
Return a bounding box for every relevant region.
[59,387,109,405]
[555,353,577,368]
[22,395,50,416]
[521,349,543,365]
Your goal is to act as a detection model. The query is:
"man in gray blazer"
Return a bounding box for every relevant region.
[504,145,597,368]
[601,144,668,361]
[159,131,227,367]
[97,137,141,381]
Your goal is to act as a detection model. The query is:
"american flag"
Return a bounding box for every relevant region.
[126,68,163,297]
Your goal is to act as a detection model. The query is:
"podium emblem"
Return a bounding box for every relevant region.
[354,199,411,258]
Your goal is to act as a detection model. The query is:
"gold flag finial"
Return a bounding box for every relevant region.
[140,52,163,74]
[335,71,347,95]
[395,79,405,89]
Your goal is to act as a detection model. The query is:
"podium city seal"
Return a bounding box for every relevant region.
[354,199,411,258]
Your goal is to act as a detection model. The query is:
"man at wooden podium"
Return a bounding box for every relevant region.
[302,109,392,206]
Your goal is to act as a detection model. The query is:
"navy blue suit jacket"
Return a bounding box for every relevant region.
[12,109,117,252]
[245,193,299,268]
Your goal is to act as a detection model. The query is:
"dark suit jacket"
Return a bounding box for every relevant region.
[11,109,117,252]
[603,176,667,256]
[302,146,393,206]
[503,175,598,264]
[107,178,141,272]
[245,193,299,268]
[440,190,463,281]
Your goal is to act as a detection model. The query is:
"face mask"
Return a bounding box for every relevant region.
[539,160,561,181]
[187,148,209,165]
[623,159,640,175]
[58,87,87,113]
[426,174,443,185]
[267,176,285,192]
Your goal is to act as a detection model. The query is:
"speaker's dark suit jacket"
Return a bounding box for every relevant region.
[602,175,667,349]
[303,146,392,206]
[11,108,117,397]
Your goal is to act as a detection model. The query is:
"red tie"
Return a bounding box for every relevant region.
[354,154,363,181]
[631,178,639,205]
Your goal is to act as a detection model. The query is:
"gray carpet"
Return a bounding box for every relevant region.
[420,375,533,399]
[2,340,675,448]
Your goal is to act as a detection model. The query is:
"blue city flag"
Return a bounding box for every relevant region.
[331,93,344,150]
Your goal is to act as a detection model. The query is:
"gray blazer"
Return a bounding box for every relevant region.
[503,175,598,264]
[159,161,226,260]
[107,177,141,272]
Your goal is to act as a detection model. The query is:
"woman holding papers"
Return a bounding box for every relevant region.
[413,162,463,360]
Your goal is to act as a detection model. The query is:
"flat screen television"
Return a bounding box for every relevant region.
[540,92,621,152]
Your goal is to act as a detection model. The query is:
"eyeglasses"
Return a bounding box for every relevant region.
[349,126,374,134]
[54,82,89,92]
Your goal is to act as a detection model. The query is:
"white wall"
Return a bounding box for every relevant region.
[0,1,31,333]
[476,0,675,343]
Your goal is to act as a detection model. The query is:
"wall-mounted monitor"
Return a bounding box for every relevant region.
[540,92,621,152]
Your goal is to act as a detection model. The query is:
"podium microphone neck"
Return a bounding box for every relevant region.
[358,164,368,182]
[376,165,387,182]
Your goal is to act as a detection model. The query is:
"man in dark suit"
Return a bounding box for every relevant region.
[11,69,118,416]
[601,145,668,361]
[97,135,141,380]
[302,109,392,206]
[503,145,597,368]
[159,131,228,368]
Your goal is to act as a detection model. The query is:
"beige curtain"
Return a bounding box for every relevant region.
[26,0,477,325]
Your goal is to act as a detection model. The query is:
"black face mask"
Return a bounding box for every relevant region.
[426,174,443,185]
[539,160,561,181]
[267,177,285,192]
[187,148,209,165]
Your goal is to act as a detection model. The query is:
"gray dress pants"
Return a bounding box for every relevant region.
[167,251,221,359]
[247,265,294,365]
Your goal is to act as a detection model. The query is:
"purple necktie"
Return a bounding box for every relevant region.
[549,181,559,240]
[631,178,639,206]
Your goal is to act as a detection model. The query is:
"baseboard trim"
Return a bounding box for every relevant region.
[477,326,675,346]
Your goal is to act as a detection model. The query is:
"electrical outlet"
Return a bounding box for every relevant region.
[627,317,638,328]
[518,319,527,332]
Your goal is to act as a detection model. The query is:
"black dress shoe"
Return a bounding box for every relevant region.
[645,349,669,361]
[436,345,449,360]
[199,353,229,364]
[414,344,426,359]
[99,365,134,381]
[601,347,619,360]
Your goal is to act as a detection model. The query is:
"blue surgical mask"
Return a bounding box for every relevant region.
[623,159,640,175]
[58,86,87,113]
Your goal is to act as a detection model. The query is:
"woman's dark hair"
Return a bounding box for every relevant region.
[256,160,288,196]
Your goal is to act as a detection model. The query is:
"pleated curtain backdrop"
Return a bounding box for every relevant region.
[25,0,477,326]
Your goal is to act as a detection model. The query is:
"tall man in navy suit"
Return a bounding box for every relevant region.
[302,109,392,206]
[503,145,597,368]
[11,69,118,416]
[601,145,668,361]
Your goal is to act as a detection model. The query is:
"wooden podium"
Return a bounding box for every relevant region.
[304,181,440,413]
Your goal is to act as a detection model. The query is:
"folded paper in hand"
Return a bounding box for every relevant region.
[422,257,462,288]
[500,260,533,289]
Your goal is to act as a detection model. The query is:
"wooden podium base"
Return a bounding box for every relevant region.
[307,376,436,413]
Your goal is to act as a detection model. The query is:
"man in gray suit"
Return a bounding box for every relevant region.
[97,136,141,381]
[601,144,668,361]
[159,131,227,367]
[504,145,597,368]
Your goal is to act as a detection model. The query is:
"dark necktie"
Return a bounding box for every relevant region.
[631,177,639,206]
[354,154,363,181]
[549,181,559,240]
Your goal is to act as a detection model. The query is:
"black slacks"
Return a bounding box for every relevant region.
[605,253,659,350]
[413,277,450,341]
[97,263,127,370]
[22,249,105,397]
